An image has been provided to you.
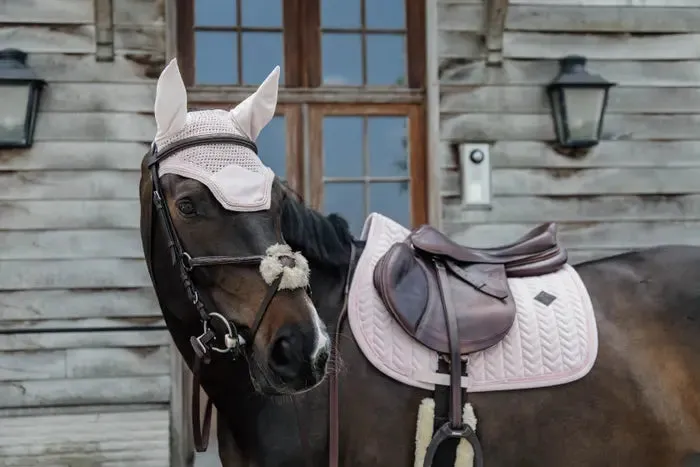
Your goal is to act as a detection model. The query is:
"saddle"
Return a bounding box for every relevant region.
[373,222,567,467]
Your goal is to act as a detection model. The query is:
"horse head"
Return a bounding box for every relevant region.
[139,59,330,395]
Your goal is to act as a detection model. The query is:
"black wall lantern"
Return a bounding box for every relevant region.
[547,55,616,149]
[0,49,47,149]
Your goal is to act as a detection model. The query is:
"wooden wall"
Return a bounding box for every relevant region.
[0,0,175,464]
[437,0,700,263]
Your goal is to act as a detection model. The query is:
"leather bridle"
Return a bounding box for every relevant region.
[145,134,287,451]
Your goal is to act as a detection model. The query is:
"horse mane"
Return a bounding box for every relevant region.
[278,180,358,270]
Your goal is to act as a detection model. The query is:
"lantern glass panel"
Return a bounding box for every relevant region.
[0,82,31,145]
[562,86,607,143]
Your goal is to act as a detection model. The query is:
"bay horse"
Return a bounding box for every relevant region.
[140,60,700,467]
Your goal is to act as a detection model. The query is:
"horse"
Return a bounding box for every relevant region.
[139,59,700,467]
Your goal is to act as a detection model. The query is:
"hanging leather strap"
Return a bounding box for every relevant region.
[192,356,214,452]
[328,244,357,467]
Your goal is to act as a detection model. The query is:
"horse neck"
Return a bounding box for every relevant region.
[306,242,365,329]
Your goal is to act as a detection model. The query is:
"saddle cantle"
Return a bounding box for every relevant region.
[373,223,568,355]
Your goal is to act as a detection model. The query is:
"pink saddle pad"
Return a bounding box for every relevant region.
[347,213,599,392]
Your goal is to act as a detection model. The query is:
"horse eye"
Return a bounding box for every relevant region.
[176,198,196,216]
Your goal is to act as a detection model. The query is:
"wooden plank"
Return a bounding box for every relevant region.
[438,31,483,59]
[0,376,170,408]
[44,83,156,112]
[0,200,140,230]
[115,25,165,54]
[0,25,95,54]
[0,289,159,321]
[510,0,699,6]
[0,410,168,465]
[440,86,700,114]
[439,59,700,87]
[440,113,700,141]
[505,5,700,32]
[438,141,700,169]
[27,54,164,83]
[66,347,170,378]
[503,32,700,60]
[441,167,700,197]
[0,330,170,351]
[0,259,151,290]
[442,220,700,249]
[0,351,67,382]
[438,0,482,4]
[0,0,164,25]
[0,0,93,24]
[0,170,140,201]
[35,112,155,142]
[0,142,147,170]
[0,230,143,260]
[441,194,700,224]
[438,5,484,32]
[113,0,166,26]
[0,317,164,332]
[0,25,163,54]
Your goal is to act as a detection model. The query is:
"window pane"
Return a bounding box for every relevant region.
[321,0,361,28]
[369,182,410,228]
[322,33,362,85]
[195,31,238,84]
[242,32,284,85]
[324,182,365,237]
[366,34,405,85]
[195,0,237,26]
[368,116,408,177]
[257,116,286,178]
[323,116,363,178]
[366,0,405,29]
[241,0,282,27]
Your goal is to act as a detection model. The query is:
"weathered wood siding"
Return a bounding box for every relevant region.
[0,0,171,464]
[437,0,700,263]
[0,408,170,466]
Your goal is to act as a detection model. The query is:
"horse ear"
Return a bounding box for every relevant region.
[230,66,280,141]
[154,58,187,140]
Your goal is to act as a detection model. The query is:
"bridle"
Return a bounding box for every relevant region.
[145,133,289,451]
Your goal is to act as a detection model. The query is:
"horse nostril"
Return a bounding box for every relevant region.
[270,335,294,369]
[314,349,329,374]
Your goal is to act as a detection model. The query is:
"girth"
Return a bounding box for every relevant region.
[146,134,285,452]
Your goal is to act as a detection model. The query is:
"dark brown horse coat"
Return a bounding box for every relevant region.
[141,164,700,467]
[221,245,700,467]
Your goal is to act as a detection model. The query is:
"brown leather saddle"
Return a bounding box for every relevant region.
[373,222,568,467]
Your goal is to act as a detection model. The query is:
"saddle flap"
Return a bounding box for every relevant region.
[444,261,509,300]
[374,242,517,355]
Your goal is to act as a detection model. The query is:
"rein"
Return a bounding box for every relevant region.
[146,134,291,452]
[328,243,359,467]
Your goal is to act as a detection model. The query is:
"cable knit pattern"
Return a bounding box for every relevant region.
[347,213,599,393]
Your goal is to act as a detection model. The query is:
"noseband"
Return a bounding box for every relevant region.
[145,134,298,451]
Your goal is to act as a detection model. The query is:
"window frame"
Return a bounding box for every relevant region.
[307,104,427,226]
[176,0,428,228]
[176,0,426,91]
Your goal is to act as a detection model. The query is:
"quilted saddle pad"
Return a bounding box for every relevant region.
[347,213,599,392]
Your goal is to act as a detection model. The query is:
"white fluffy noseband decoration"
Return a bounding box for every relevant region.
[259,244,310,290]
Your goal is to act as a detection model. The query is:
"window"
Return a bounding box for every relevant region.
[178,0,427,235]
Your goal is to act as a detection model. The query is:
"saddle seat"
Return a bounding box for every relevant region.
[410,222,565,277]
[374,222,568,355]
